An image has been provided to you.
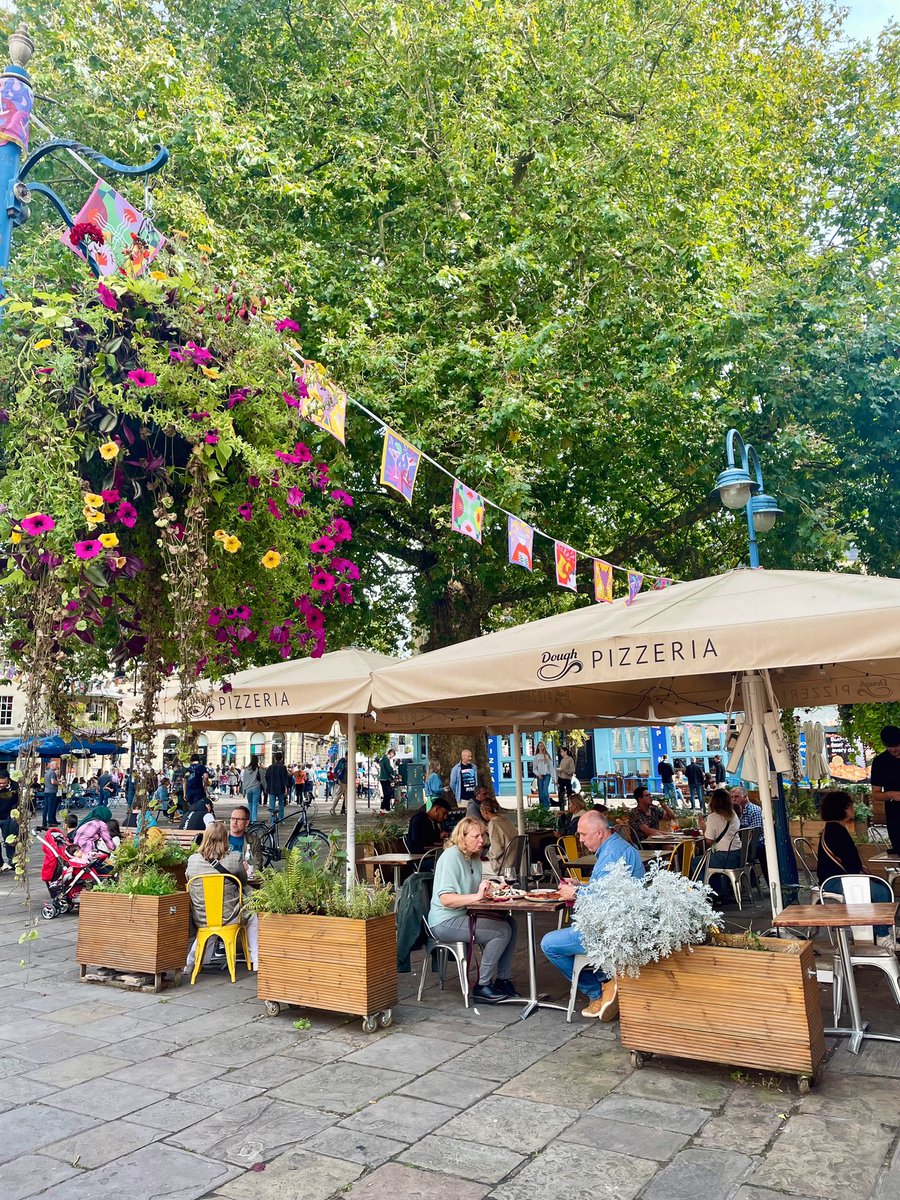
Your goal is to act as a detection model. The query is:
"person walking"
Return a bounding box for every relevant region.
[264,752,291,827]
[657,755,677,804]
[240,755,264,824]
[41,759,60,830]
[685,758,706,812]
[330,754,348,816]
[424,759,445,810]
[556,746,577,809]
[379,748,397,812]
[532,741,554,809]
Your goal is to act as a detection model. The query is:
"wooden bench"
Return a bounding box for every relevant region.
[164,829,203,849]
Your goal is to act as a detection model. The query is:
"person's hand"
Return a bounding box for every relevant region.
[558,879,578,902]
[439,831,449,840]
[476,878,492,900]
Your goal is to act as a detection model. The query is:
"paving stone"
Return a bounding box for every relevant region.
[695,1093,786,1156]
[178,1077,265,1106]
[26,1051,128,1088]
[0,1053,37,1080]
[341,1093,457,1141]
[216,1148,362,1199]
[304,1124,409,1166]
[0,1016,73,1042]
[876,1170,900,1200]
[560,1113,689,1161]
[449,1036,551,1082]
[734,1189,818,1200]
[497,1039,627,1109]
[3,1153,79,1199]
[399,1133,524,1183]
[169,1096,336,1166]
[347,1162,489,1199]
[439,1094,579,1154]
[490,1141,657,1200]
[154,1007,258,1046]
[108,1055,225,1091]
[0,1102,100,1164]
[44,1076,169,1120]
[11,1032,107,1064]
[799,1073,900,1126]
[1,1074,57,1103]
[615,1066,730,1109]
[43,1001,126,1025]
[343,1030,465,1072]
[590,1093,711,1135]
[278,1035,358,1063]
[752,1114,893,1200]
[103,1034,188,1062]
[42,1119,160,1168]
[270,1062,412,1114]
[643,1148,755,1200]
[131,1097,219,1133]
[398,1069,496,1107]
[224,1055,319,1089]
[35,1142,240,1200]
[175,1023,301,1067]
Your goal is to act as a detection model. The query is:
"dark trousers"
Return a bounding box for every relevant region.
[380,780,393,811]
[886,800,900,856]
[557,778,574,808]
[0,816,17,864]
[41,792,59,829]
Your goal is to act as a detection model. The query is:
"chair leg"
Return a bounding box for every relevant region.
[566,969,581,1023]
[223,933,238,984]
[240,927,252,971]
[190,931,210,986]
[833,959,843,1023]
[416,949,430,1002]
[455,950,469,1008]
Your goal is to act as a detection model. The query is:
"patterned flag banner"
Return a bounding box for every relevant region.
[0,75,32,152]
[379,429,421,503]
[626,571,644,605]
[62,179,165,277]
[653,577,672,590]
[451,480,485,543]
[555,542,577,591]
[594,559,614,604]
[296,361,347,444]
[507,516,534,570]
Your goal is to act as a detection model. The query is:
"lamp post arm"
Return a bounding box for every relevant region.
[745,442,765,491]
[724,427,749,474]
[19,139,169,182]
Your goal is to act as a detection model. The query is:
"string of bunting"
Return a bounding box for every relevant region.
[44,119,675,606]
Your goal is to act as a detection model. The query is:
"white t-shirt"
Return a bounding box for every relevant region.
[705,811,741,853]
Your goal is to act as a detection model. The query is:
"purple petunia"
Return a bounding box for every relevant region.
[188,411,209,421]
[127,368,157,388]
[97,282,118,311]
[237,502,253,521]
[20,513,56,536]
[115,500,138,528]
[267,498,283,520]
[309,536,336,555]
[275,318,300,333]
[310,568,336,592]
[204,430,219,445]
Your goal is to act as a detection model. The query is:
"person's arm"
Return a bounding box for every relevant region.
[658,800,676,819]
[449,763,460,799]
[871,759,900,802]
[438,877,492,908]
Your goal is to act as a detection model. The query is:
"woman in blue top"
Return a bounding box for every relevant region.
[427,816,518,1004]
[424,759,445,810]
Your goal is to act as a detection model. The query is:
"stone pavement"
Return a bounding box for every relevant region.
[2,851,900,1200]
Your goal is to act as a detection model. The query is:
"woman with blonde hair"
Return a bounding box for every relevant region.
[532,740,554,809]
[185,820,258,972]
[426,816,518,1003]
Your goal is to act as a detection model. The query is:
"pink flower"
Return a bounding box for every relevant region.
[275,450,298,465]
[207,607,224,627]
[115,501,138,528]
[286,486,304,508]
[328,517,353,544]
[186,341,213,365]
[330,489,354,507]
[35,367,54,375]
[20,513,56,536]
[305,608,325,634]
[204,431,219,445]
[237,502,253,521]
[336,582,353,605]
[228,605,252,620]
[74,539,103,560]
[295,377,309,399]
[226,388,250,409]
[282,391,301,409]
[275,318,300,332]
[187,411,209,421]
[267,498,283,520]
[100,489,120,503]
[294,442,312,462]
[97,283,118,311]
[310,536,336,554]
[127,368,157,388]
[247,476,260,489]
[310,568,336,592]
[169,348,185,362]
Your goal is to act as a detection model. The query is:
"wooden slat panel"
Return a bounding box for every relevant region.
[76,892,190,974]
[257,913,398,1015]
[619,940,826,1076]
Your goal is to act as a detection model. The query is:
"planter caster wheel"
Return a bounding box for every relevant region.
[798,1075,812,1096]
[362,1014,379,1033]
[263,1001,283,1017]
[630,1051,647,1069]
[378,1008,393,1028]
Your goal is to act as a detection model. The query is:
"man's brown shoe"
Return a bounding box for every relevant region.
[598,978,619,1022]
[581,997,604,1018]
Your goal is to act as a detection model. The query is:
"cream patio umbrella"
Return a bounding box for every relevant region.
[372,569,900,913]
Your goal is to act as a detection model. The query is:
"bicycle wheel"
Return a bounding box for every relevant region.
[285,826,330,869]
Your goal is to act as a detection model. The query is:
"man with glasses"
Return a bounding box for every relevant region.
[730,785,767,882]
[228,806,263,871]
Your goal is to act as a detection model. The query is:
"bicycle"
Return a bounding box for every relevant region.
[249,801,330,869]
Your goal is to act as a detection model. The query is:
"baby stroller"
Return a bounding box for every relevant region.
[39,829,112,919]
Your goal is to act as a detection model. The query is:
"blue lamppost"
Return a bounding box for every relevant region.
[710,429,783,569]
[0,25,168,318]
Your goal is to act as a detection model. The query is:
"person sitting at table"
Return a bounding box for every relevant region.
[186,820,258,973]
[627,785,676,842]
[558,795,587,837]
[817,790,863,883]
[427,816,518,1004]
[479,796,518,875]
[407,799,450,855]
[467,783,492,821]
[702,788,741,901]
[731,785,768,882]
[541,810,644,1020]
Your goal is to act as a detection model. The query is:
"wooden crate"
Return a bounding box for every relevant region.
[618,936,826,1079]
[257,912,397,1018]
[76,891,190,991]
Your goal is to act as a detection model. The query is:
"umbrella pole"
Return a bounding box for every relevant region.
[512,724,525,835]
[345,714,357,896]
[742,671,783,917]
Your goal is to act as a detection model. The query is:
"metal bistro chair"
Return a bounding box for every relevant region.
[820,874,900,1008]
[793,837,822,906]
[665,840,695,877]
[704,827,755,910]
[565,955,593,1022]
[545,845,565,885]
[558,836,590,883]
[416,916,479,1007]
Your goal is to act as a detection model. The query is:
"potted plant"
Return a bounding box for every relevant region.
[788,790,824,843]
[247,848,397,1032]
[76,866,190,993]
[109,828,190,890]
[576,860,826,1091]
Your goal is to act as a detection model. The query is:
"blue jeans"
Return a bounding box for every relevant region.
[663,782,677,803]
[689,782,705,811]
[536,775,551,809]
[541,924,608,1001]
[268,792,286,825]
[244,786,261,824]
[41,792,59,828]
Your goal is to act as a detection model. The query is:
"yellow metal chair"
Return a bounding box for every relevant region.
[188,873,252,985]
[664,840,695,877]
[558,835,589,883]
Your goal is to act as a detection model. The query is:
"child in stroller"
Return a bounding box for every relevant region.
[39,827,113,919]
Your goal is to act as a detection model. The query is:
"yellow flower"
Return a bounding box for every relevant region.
[99,532,119,549]
[34,338,52,350]
[83,492,105,508]
[261,550,281,569]
[197,243,214,253]
[223,536,242,553]
[136,108,146,119]
[99,441,119,460]
[200,366,220,380]
[10,532,21,544]
[213,529,227,542]
[113,556,126,568]
[150,270,169,281]
[86,511,105,526]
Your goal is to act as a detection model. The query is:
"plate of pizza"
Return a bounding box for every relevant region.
[523,889,562,903]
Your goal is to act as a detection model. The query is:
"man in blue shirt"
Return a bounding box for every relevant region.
[541,810,645,1021]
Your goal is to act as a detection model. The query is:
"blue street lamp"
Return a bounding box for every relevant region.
[0,25,168,319]
[710,429,783,569]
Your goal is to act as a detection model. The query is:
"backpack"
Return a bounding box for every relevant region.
[334,758,347,783]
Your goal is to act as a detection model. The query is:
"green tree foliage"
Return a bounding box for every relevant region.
[6,0,900,659]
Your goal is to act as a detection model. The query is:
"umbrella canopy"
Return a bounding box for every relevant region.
[371,570,900,719]
[0,736,124,758]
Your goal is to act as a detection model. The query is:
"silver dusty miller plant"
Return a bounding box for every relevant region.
[574,858,719,979]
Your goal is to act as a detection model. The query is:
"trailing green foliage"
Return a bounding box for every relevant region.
[110,838,188,871]
[839,704,900,753]
[246,848,393,917]
[92,865,180,896]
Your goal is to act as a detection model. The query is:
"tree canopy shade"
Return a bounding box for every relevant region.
[5,0,900,660]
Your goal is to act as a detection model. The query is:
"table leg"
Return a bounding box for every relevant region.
[520,911,539,1020]
[822,927,900,1054]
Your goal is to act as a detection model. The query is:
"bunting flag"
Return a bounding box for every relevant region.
[555,542,577,591]
[379,429,420,503]
[297,362,347,444]
[451,480,485,542]
[594,559,614,604]
[653,577,672,590]
[0,75,32,152]
[626,571,644,605]
[507,516,534,570]
[62,180,165,277]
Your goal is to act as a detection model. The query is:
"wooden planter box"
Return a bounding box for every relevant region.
[789,819,826,844]
[258,912,397,1030]
[77,890,190,993]
[618,936,826,1085]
